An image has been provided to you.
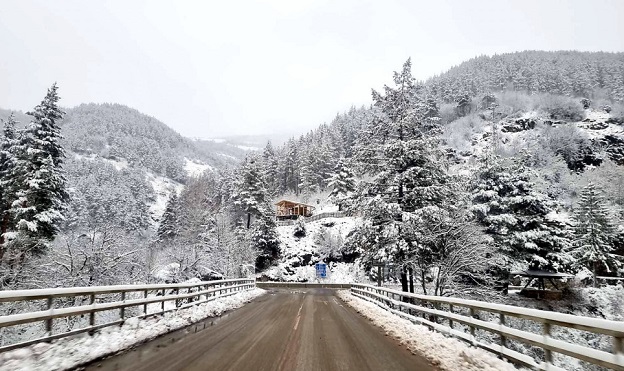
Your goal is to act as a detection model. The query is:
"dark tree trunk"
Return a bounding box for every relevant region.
[400,269,408,303]
[0,213,8,262]
[247,213,251,229]
[400,270,408,292]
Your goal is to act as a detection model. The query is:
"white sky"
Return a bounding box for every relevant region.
[1,0,623,138]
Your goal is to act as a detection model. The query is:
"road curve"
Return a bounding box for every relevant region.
[83,288,435,371]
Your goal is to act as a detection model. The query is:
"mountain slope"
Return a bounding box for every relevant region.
[426,51,624,102]
[61,103,245,182]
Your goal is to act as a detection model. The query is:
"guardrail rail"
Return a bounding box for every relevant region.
[0,278,255,353]
[256,282,351,289]
[276,211,346,226]
[351,284,624,371]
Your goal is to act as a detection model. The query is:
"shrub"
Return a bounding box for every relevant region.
[293,216,306,238]
[442,114,485,152]
[610,103,624,124]
[537,94,585,121]
[538,124,592,170]
[480,93,497,110]
[496,91,534,117]
[455,93,473,117]
[580,98,592,109]
[439,103,458,125]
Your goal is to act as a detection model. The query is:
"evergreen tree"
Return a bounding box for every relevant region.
[8,84,69,254]
[251,214,280,270]
[298,147,321,201]
[572,182,621,286]
[233,156,270,229]
[293,216,306,238]
[157,192,180,242]
[261,141,279,197]
[0,114,18,253]
[352,59,454,273]
[471,155,573,273]
[282,138,300,194]
[327,158,356,211]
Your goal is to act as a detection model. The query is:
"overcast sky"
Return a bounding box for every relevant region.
[1,0,623,138]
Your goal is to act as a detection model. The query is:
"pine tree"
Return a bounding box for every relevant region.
[293,216,306,238]
[573,182,621,286]
[251,214,280,270]
[298,147,321,201]
[233,156,270,229]
[157,192,179,242]
[471,155,573,274]
[261,141,279,197]
[327,158,356,211]
[352,59,454,273]
[8,84,69,255]
[281,138,300,194]
[0,114,19,254]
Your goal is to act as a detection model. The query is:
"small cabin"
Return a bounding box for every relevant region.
[275,200,315,220]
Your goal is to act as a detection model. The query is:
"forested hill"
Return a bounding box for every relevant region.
[60,103,246,182]
[426,51,624,102]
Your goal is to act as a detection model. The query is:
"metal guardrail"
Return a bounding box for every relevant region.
[351,284,624,371]
[276,211,346,226]
[256,282,351,289]
[0,279,255,353]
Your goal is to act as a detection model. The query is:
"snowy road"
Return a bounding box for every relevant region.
[83,288,435,371]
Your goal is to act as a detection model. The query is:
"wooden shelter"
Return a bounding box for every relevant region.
[275,200,315,220]
[509,270,574,300]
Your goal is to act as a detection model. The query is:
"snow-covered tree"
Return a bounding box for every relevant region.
[352,59,453,268]
[0,114,19,251]
[471,154,573,274]
[251,214,280,270]
[6,84,69,256]
[314,226,344,261]
[156,192,179,242]
[327,158,356,211]
[233,156,270,229]
[293,216,306,238]
[404,206,493,296]
[298,147,321,201]
[261,141,279,197]
[572,182,622,286]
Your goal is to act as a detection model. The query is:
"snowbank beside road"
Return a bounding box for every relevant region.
[336,290,518,371]
[0,288,265,371]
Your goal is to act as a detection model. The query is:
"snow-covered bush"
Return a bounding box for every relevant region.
[314,226,344,261]
[610,103,624,124]
[537,94,585,121]
[293,216,306,238]
[496,91,534,117]
[442,114,486,152]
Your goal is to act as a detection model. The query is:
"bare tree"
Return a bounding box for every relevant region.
[405,209,494,296]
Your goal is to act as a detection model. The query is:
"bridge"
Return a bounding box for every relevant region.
[0,280,623,370]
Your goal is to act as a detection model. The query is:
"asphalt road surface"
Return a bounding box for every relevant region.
[84,288,435,371]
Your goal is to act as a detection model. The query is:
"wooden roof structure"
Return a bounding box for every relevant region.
[275,200,315,219]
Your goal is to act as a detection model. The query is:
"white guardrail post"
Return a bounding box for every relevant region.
[0,278,255,353]
[350,283,624,371]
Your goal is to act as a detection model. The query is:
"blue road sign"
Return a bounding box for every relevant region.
[315,263,327,278]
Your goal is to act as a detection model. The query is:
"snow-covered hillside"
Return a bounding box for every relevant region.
[261,216,370,283]
[446,108,623,167]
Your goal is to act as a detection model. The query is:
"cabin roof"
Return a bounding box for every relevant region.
[274,199,315,208]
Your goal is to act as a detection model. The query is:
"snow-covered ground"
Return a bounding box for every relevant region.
[184,157,213,177]
[73,153,129,170]
[146,171,184,222]
[0,288,266,371]
[261,216,370,283]
[336,291,518,371]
